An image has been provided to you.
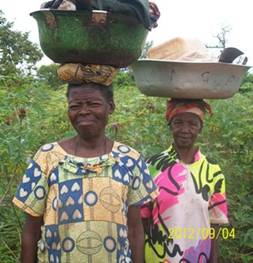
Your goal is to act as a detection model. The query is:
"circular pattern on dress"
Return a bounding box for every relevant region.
[99,187,121,213]
[76,230,102,255]
[84,191,98,206]
[62,237,75,253]
[104,236,116,252]
[132,177,141,190]
[118,145,130,154]
[35,186,46,200]
[41,143,54,152]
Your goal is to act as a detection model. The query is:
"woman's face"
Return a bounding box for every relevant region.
[170,112,202,149]
[67,86,114,139]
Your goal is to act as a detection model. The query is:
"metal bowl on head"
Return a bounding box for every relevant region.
[30,9,149,68]
[132,59,250,99]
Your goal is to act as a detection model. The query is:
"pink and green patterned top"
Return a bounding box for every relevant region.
[141,145,229,263]
[13,141,157,263]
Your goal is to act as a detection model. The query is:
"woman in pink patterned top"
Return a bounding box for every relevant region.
[141,99,229,263]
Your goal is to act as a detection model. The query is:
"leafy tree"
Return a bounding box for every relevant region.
[0,11,42,76]
[37,64,64,89]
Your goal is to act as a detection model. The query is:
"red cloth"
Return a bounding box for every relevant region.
[165,99,212,122]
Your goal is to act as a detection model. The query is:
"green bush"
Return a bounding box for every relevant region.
[113,70,135,88]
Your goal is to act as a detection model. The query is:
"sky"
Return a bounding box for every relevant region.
[1,0,253,65]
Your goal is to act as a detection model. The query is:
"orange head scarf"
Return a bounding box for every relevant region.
[166,99,212,123]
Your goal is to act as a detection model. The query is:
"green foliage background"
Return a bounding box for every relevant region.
[0,72,253,263]
[0,10,253,263]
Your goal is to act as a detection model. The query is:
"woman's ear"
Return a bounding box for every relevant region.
[108,100,115,114]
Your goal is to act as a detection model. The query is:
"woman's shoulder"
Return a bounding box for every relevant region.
[35,141,65,156]
[197,152,223,178]
[32,142,66,173]
[37,142,58,152]
[113,141,142,160]
[146,146,176,165]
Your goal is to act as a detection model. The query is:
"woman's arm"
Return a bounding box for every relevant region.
[127,206,144,263]
[21,214,43,263]
[209,224,219,263]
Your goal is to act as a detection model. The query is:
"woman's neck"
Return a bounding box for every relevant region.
[74,134,111,158]
[174,144,197,164]
[76,134,106,149]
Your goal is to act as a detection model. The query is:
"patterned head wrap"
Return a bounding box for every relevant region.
[57,63,118,86]
[166,98,212,122]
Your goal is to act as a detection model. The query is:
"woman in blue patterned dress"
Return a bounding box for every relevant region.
[13,82,157,263]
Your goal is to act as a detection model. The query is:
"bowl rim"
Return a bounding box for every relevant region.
[30,9,146,28]
[134,58,251,69]
[30,9,108,16]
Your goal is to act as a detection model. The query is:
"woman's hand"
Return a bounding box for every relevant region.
[127,206,145,263]
[21,214,43,263]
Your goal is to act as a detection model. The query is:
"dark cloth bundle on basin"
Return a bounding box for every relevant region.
[41,0,157,29]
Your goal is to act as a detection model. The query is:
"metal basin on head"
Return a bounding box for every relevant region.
[31,10,149,68]
[132,59,250,99]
